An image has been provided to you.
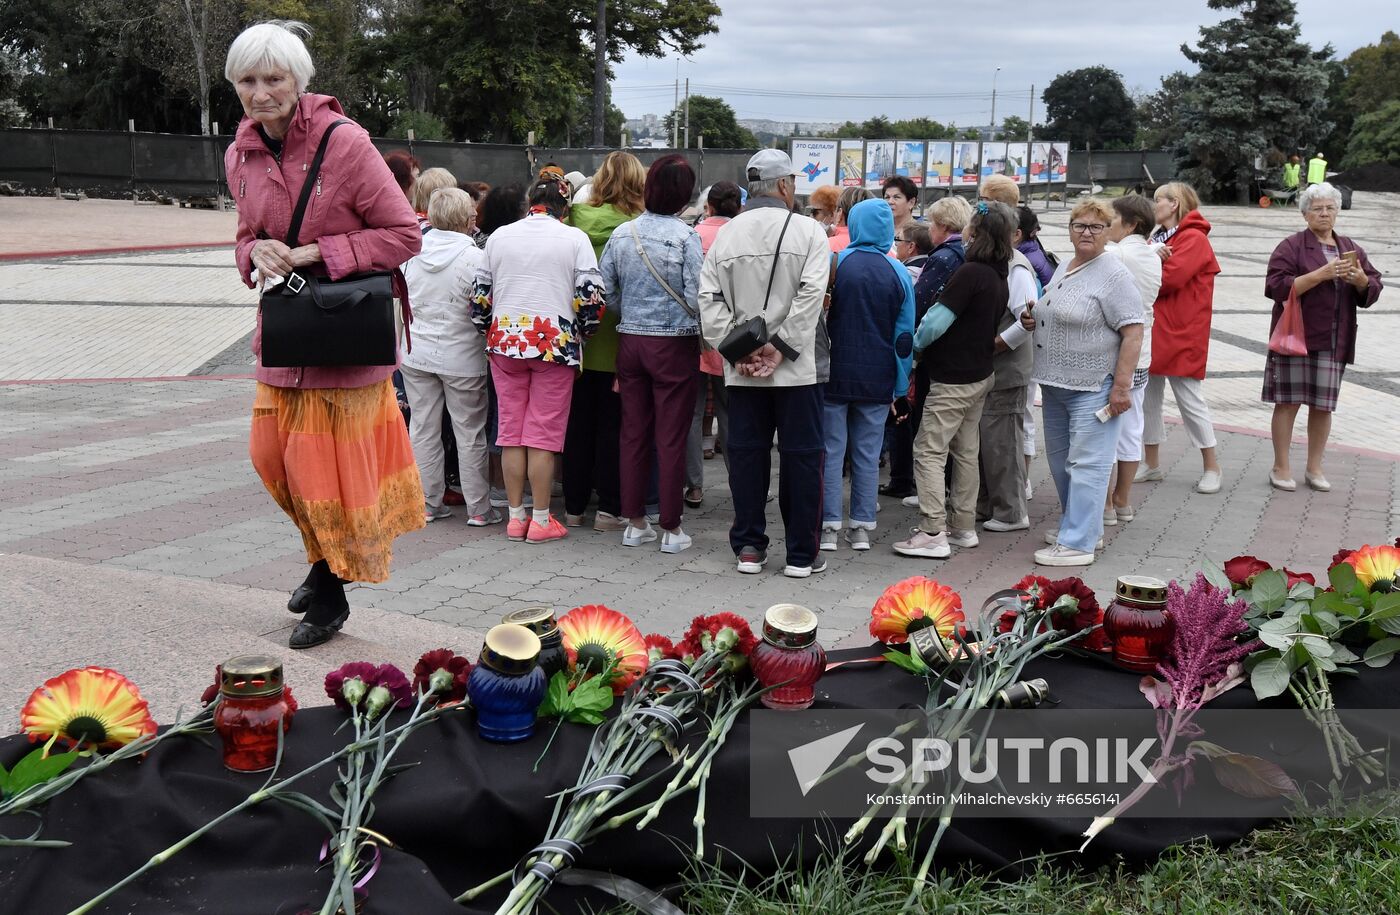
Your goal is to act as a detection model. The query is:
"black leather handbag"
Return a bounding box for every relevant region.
[717,210,793,365]
[259,120,399,368]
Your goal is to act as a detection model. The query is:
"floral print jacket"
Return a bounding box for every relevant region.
[470,213,607,368]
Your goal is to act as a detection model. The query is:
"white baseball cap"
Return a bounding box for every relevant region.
[746,149,799,181]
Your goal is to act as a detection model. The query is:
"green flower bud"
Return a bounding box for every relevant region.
[365,685,392,720]
[428,667,455,696]
[341,677,368,708]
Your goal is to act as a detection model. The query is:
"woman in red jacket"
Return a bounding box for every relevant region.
[225,21,425,648]
[1262,183,1382,491]
[1134,182,1223,495]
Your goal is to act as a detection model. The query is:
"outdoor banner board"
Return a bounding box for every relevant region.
[1051,142,1070,183]
[789,138,839,191]
[898,141,926,186]
[953,142,980,185]
[1004,142,1029,183]
[839,140,865,187]
[927,141,953,187]
[864,140,896,189]
[980,142,1008,181]
[1030,142,1052,183]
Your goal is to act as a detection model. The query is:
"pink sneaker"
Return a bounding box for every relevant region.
[506,518,528,542]
[527,515,568,544]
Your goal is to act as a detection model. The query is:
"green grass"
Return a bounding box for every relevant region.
[599,804,1400,915]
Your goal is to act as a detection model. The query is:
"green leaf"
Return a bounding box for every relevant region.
[3,749,79,797]
[1249,570,1288,612]
[1287,581,1316,600]
[1196,748,1298,799]
[1366,592,1400,621]
[537,671,571,719]
[1311,591,1356,617]
[1250,656,1292,699]
[1201,559,1232,591]
[883,649,930,676]
[1364,637,1400,668]
[1310,609,1340,634]
[1329,561,1359,598]
[564,676,615,724]
[1379,616,1400,636]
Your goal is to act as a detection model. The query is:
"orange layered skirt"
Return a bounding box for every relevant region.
[250,381,424,583]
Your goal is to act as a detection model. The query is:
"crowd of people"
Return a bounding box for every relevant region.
[224,20,1383,648]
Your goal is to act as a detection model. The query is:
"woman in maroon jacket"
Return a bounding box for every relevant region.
[1135,182,1224,495]
[225,21,424,648]
[1263,182,1382,492]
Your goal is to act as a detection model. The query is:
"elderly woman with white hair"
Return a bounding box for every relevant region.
[1262,182,1382,492]
[224,20,423,649]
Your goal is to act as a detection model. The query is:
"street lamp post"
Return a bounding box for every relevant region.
[989,66,1001,140]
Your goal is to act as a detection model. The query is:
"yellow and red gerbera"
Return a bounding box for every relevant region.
[869,577,964,645]
[559,605,648,695]
[1340,544,1400,592]
[20,667,158,751]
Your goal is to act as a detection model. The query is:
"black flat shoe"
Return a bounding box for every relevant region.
[287,583,314,613]
[288,609,349,650]
[684,488,703,508]
[879,483,915,498]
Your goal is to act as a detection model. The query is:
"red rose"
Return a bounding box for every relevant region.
[1331,548,1356,569]
[1223,555,1272,589]
[1281,568,1316,588]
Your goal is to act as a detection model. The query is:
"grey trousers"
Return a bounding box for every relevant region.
[401,367,490,516]
[686,371,728,490]
[977,386,1029,524]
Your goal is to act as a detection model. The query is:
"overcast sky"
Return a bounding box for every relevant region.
[611,0,1386,125]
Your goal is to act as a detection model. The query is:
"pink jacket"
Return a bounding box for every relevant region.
[225,94,421,389]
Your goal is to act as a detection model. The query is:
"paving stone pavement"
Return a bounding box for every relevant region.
[0,192,1396,718]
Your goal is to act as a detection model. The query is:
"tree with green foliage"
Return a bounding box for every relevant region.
[1135,71,1192,148]
[1042,66,1137,149]
[960,126,982,140]
[1341,30,1400,116]
[1341,99,1400,168]
[998,115,1030,140]
[665,95,755,148]
[0,49,27,126]
[1175,0,1331,203]
[893,117,949,139]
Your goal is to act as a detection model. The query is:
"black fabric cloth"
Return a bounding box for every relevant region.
[924,260,1007,385]
[885,370,930,492]
[562,368,622,517]
[4,651,1398,915]
[725,383,825,568]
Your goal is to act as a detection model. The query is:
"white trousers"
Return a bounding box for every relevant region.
[1142,374,1217,450]
[1021,381,1038,457]
[401,367,491,515]
[1115,383,1148,462]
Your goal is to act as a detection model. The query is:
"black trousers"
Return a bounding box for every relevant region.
[726,384,825,568]
[886,371,931,492]
[562,369,622,517]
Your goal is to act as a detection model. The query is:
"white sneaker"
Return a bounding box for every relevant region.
[1035,544,1096,567]
[1114,504,1136,522]
[820,528,840,552]
[845,528,871,551]
[1196,470,1222,494]
[1025,480,1033,500]
[1043,529,1104,549]
[901,495,920,508]
[783,557,828,578]
[893,529,950,558]
[1102,507,1119,527]
[1133,465,1164,483]
[983,516,1029,532]
[622,523,657,547]
[947,529,979,548]
[660,529,692,554]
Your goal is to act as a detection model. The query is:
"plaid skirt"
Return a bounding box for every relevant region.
[1261,349,1345,411]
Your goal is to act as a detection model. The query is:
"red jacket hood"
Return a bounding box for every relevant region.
[1176,209,1211,236]
[233,94,347,152]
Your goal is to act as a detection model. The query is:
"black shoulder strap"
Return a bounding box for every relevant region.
[285,119,348,247]
[760,210,795,314]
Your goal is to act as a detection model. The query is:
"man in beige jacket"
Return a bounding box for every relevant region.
[699,149,832,578]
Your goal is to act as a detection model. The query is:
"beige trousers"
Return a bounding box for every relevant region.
[913,376,993,534]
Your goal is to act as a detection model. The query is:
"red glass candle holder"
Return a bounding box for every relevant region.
[213,656,295,772]
[750,604,826,710]
[1103,576,1174,673]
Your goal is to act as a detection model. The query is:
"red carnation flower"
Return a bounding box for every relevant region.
[1223,555,1272,590]
[679,612,757,660]
[413,648,472,703]
[643,634,679,663]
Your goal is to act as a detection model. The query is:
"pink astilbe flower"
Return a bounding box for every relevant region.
[1156,574,1258,710]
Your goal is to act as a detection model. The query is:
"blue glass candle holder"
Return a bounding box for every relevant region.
[467,624,547,743]
[500,606,566,679]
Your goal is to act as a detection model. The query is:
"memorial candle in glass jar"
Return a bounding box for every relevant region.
[213,655,294,773]
[500,606,566,678]
[749,604,826,710]
[1103,576,1174,673]
[466,624,547,743]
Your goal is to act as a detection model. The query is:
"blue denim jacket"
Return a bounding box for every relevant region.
[598,211,703,337]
